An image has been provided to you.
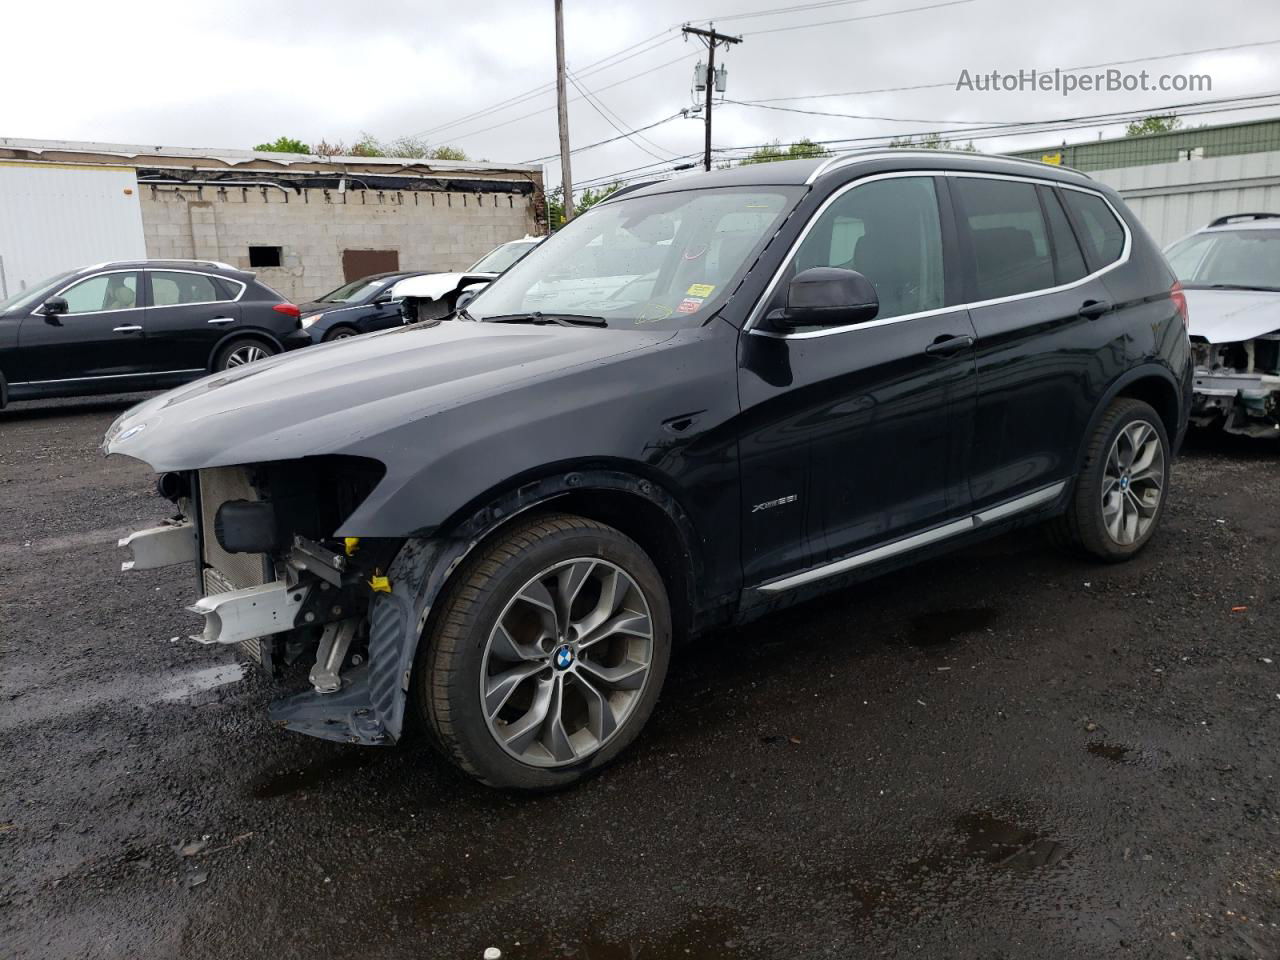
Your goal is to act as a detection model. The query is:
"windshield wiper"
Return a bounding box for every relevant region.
[483,311,608,327]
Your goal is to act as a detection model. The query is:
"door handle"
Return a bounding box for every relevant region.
[113,324,143,333]
[924,334,975,357]
[1079,299,1111,320]
[207,317,235,325]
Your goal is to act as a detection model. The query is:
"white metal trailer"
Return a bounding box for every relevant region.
[0,160,146,299]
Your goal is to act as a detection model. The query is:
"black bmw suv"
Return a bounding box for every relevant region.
[107,152,1191,790]
[0,259,308,407]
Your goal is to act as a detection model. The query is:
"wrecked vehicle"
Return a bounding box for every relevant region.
[105,152,1190,789]
[392,235,542,323]
[1165,213,1280,438]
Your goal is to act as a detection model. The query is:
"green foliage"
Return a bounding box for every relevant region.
[1125,114,1182,137]
[310,133,468,160]
[253,136,311,154]
[546,182,624,230]
[740,138,831,165]
[888,133,978,151]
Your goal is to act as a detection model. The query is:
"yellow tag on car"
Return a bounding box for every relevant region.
[686,283,715,297]
[368,574,392,593]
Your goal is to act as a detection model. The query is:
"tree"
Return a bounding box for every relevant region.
[310,134,468,160]
[1125,114,1181,137]
[740,138,831,165]
[888,132,977,151]
[546,182,623,230]
[253,136,311,154]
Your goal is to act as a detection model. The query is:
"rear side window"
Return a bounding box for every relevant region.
[151,271,232,306]
[951,177,1055,300]
[787,175,945,321]
[1061,190,1126,268]
[1039,187,1088,285]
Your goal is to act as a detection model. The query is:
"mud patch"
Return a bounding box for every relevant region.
[252,749,378,799]
[907,607,998,647]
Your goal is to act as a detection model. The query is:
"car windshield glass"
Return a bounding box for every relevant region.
[0,270,77,315]
[470,241,539,274]
[1165,229,1280,291]
[318,278,386,303]
[468,186,801,328]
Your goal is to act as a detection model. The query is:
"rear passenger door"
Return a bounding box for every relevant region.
[951,176,1119,513]
[144,270,243,372]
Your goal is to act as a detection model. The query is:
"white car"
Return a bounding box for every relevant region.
[1165,213,1280,438]
[392,236,543,322]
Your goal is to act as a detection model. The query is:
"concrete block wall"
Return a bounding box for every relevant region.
[139,184,539,301]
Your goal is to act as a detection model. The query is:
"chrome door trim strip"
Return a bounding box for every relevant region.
[746,170,1132,341]
[144,268,247,304]
[755,480,1068,594]
[17,368,205,386]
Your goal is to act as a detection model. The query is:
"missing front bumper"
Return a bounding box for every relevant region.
[186,580,308,645]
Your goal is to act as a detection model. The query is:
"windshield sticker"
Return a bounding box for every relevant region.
[677,297,704,314]
[682,244,708,261]
[686,283,716,297]
[636,303,674,324]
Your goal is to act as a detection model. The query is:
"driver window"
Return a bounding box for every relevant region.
[60,273,139,314]
[783,176,944,321]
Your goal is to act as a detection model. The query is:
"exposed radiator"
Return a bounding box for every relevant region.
[198,467,271,663]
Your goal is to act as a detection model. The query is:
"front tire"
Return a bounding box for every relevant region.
[322,325,359,342]
[1051,397,1170,561]
[414,514,671,790]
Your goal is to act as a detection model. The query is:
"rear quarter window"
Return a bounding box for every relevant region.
[1062,190,1126,268]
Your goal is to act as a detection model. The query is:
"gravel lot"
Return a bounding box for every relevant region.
[2,394,1278,960]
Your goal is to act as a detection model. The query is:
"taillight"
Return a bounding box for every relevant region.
[1170,281,1188,327]
[273,302,301,318]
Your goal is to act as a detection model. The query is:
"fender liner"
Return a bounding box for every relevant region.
[269,469,700,745]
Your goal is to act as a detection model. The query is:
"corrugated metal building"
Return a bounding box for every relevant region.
[0,139,546,303]
[1009,118,1280,246]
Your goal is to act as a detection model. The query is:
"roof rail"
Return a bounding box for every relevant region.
[100,258,240,271]
[806,149,1088,183]
[1208,212,1280,227]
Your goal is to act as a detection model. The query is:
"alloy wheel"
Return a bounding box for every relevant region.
[480,558,655,768]
[1101,419,1164,546]
[224,344,270,367]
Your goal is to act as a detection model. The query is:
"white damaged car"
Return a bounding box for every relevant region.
[393,235,542,323]
[1165,214,1280,438]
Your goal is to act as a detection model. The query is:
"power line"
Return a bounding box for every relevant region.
[740,0,975,36]
[526,112,688,163]
[697,0,880,22]
[743,37,1280,103]
[565,69,678,163]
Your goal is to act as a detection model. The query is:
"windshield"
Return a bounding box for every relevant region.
[1165,229,1280,291]
[470,240,539,274]
[317,277,388,303]
[0,270,76,315]
[468,186,801,328]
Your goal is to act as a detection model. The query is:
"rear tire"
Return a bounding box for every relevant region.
[1050,398,1170,561]
[414,513,671,790]
[214,338,278,371]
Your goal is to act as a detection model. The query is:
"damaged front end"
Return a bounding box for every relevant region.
[118,456,413,744]
[1190,334,1280,438]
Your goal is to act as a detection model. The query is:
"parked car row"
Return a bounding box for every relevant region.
[0,238,542,408]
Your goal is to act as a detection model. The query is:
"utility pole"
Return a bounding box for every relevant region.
[554,0,575,223]
[682,24,741,171]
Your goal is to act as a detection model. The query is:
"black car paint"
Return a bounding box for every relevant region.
[104,152,1191,745]
[298,272,421,342]
[0,260,309,405]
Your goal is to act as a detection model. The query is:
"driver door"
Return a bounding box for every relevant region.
[17,270,147,383]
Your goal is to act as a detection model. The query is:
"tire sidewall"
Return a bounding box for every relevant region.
[421,522,672,790]
[214,338,277,371]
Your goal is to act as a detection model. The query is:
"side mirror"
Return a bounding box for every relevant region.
[777,267,879,328]
[43,296,69,317]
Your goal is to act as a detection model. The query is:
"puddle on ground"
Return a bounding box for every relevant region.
[1087,742,1131,763]
[847,811,1069,921]
[252,749,377,799]
[154,663,246,702]
[906,607,998,647]
[484,911,741,959]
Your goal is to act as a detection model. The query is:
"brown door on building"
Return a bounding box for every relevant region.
[342,249,400,281]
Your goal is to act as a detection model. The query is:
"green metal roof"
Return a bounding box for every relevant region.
[1008,117,1280,172]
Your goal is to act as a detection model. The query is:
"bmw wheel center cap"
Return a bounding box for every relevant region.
[554,644,575,670]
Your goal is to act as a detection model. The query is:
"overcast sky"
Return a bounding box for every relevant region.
[3,0,1278,191]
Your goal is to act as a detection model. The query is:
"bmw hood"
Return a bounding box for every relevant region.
[1184,288,1280,344]
[103,320,677,472]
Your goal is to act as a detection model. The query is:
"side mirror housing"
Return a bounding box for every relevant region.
[43,296,69,316]
[777,267,879,328]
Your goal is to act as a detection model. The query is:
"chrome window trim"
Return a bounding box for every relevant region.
[746,170,1132,341]
[146,268,247,306]
[35,269,143,318]
[755,481,1067,593]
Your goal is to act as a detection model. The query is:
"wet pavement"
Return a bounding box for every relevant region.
[2,394,1278,959]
